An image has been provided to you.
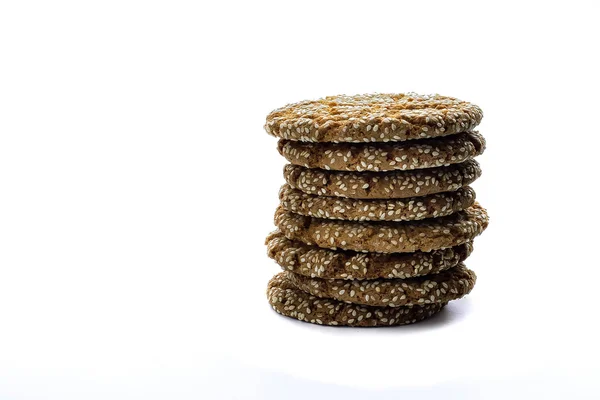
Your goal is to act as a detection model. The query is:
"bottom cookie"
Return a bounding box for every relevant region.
[267,272,447,327]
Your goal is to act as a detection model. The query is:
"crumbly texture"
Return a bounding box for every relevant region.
[279,184,476,222]
[284,159,481,199]
[287,264,475,307]
[274,203,489,253]
[278,131,486,172]
[265,93,483,143]
[266,231,473,279]
[267,272,447,327]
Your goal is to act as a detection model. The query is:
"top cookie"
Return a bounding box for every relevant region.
[265,93,483,143]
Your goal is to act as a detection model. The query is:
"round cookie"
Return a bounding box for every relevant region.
[265,93,483,143]
[279,184,476,222]
[286,264,476,308]
[274,203,489,253]
[266,231,473,280]
[267,272,447,327]
[284,159,481,199]
[278,131,486,172]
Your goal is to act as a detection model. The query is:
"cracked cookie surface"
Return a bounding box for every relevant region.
[265,93,482,143]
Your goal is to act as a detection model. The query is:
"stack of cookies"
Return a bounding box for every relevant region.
[263,93,489,327]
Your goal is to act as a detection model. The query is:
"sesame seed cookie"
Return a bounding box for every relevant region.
[278,131,486,172]
[266,231,473,280]
[264,93,482,143]
[284,159,481,199]
[267,272,447,327]
[279,184,476,222]
[286,264,475,308]
[274,203,489,253]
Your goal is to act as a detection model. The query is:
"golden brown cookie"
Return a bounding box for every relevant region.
[267,272,447,327]
[279,184,476,222]
[278,131,486,172]
[265,93,483,143]
[274,203,489,253]
[266,231,473,279]
[287,264,475,307]
[284,159,481,199]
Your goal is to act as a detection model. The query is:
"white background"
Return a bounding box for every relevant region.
[1,1,599,399]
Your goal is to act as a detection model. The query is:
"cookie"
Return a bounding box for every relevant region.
[274,203,489,253]
[286,264,475,307]
[279,184,476,222]
[266,231,473,279]
[278,131,486,172]
[267,272,447,327]
[284,159,481,199]
[264,93,483,143]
